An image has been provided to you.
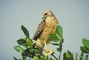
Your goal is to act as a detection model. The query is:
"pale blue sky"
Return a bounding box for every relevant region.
[0,0,89,60]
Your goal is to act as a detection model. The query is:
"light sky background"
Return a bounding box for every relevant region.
[0,0,89,60]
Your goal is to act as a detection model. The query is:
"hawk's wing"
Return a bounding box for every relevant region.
[33,20,46,40]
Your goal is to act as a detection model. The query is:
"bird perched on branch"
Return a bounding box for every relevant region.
[33,10,59,49]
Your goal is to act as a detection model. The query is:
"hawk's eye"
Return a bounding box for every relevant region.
[44,13,47,15]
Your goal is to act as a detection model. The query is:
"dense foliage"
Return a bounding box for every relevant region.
[13,25,89,60]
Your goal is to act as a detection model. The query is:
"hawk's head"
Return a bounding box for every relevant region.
[42,10,54,20]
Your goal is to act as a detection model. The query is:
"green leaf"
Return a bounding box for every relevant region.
[67,50,73,59]
[13,56,18,60]
[56,24,63,37]
[40,55,45,60]
[34,48,42,54]
[34,56,40,60]
[17,39,27,46]
[22,48,42,58]
[26,38,33,47]
[82,38,89,48]
[51,42,59,46]
[80,46,89,53]
[22,48,30,56]
[56,24,63,42]
[63,52,67,60]
[48,34,59,42]
[14,46,24,53]
[57,47,61,52]
[22,56,27,60]
[17,38,33,47]
[63,51,73,60]
[21,25,29,38]
[29,48,42,54]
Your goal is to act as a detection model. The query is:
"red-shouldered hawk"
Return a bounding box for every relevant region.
[33,10,59,48]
